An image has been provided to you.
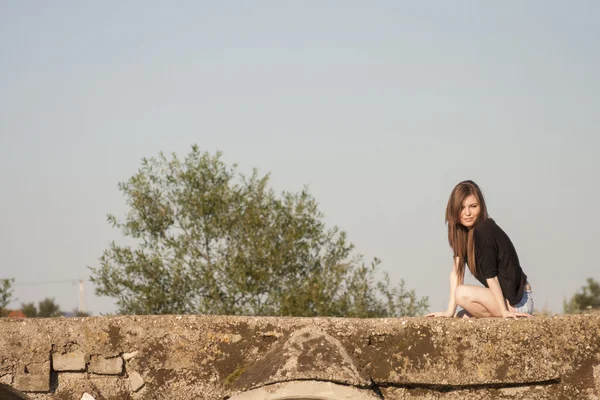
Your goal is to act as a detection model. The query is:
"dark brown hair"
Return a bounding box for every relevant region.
[445,180,489,278]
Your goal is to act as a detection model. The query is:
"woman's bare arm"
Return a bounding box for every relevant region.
[426,257,464,318]
[445,257,463,315]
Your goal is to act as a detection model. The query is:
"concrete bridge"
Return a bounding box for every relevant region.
[1,315,599,399]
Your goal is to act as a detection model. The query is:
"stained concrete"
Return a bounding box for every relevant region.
[0,315,599,399]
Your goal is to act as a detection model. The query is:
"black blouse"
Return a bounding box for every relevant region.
[471,218,528,306]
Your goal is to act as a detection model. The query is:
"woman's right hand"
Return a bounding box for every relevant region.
[425,311,454,318]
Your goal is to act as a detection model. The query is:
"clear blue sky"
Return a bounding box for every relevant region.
[1,1,598,315]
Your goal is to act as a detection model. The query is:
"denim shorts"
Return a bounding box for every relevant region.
[512,290,534,314]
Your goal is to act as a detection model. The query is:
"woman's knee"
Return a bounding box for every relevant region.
[455,285,470,306]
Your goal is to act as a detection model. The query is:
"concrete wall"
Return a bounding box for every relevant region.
[1,315,599,399]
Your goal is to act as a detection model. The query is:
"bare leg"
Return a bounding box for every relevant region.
[455,285,504,318]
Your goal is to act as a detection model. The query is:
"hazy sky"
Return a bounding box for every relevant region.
[1,1,598,315]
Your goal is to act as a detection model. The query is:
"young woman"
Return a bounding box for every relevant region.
[426,180,533,319]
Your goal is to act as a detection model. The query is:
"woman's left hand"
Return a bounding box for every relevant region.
[501,310,533,319]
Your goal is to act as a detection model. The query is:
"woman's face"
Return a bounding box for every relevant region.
[460,194,480,228]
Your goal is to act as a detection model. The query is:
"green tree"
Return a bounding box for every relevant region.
[71,309,91,317]
[21,302,38,317]
[563,278,600,314]
[21,298,63,317]
[1,278,15,317]
[37,298,63,317]
[90,146,428,317]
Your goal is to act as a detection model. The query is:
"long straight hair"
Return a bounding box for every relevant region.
[445,180,489,278]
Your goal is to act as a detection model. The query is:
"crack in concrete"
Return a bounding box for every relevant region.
[375,377,561,392]
[228,376,562,399]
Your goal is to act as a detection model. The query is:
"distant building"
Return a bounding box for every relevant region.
[7,310,26,318]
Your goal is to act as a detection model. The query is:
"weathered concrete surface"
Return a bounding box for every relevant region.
[231,381,380,400]
[14,361,50,393]
[231,326,371,392]
[0,315,599,399]
[0,382,29,399]
[52,351,86,372]
[88,355,123,375]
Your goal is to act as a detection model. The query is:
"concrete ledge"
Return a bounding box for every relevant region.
[1,315,599,399]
